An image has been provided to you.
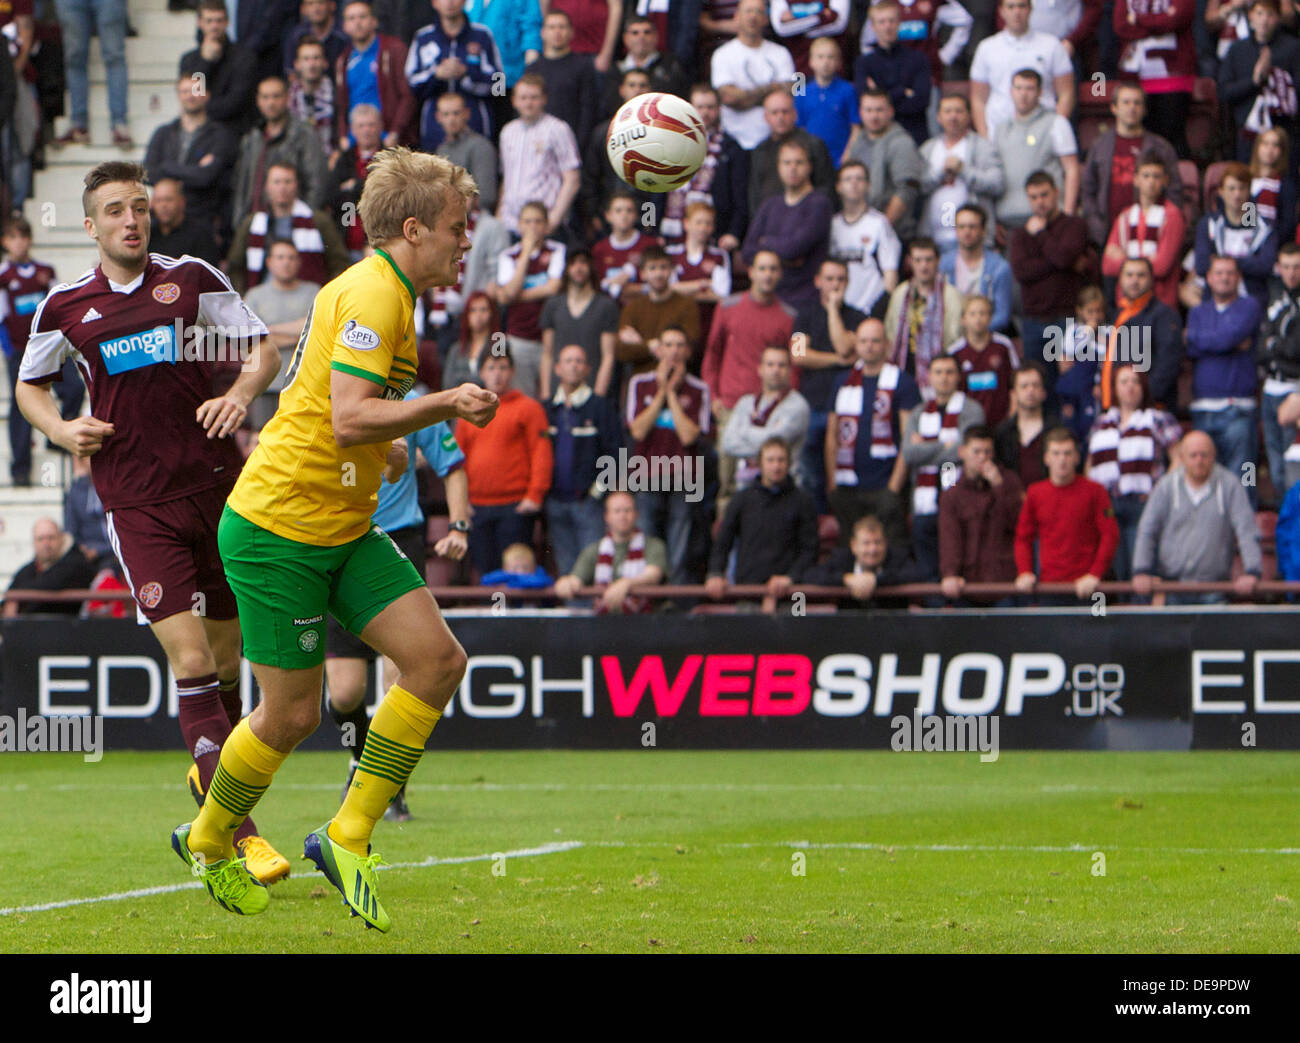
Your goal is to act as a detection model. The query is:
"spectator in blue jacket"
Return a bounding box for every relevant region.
[939,205,1013,334]
[1193,161,1279,310]
[1186,255,1265,505]
[853,0,931,146]
[545,344,623,576]
[465,0,541,88]
[406,0,503,150]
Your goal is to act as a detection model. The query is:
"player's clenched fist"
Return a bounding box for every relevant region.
[57,416,114,457]
[452,383,499,427]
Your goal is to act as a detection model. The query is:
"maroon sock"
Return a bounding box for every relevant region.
[178,673,259,840]
[218,677,242,727]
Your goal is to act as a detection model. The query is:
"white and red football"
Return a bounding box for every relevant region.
[606,92,708,193]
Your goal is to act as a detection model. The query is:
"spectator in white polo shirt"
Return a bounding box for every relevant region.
[970,0,1074,138]
[711,0,796,150]
[497,72,582,235]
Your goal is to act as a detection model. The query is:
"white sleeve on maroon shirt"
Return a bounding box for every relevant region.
[546,241,567,280]
[711,249,732,299]
[191,259,270,336]
[18,296,76,383]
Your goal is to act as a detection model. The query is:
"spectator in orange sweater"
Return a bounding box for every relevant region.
[1101,153,1185,310]
[456,348,554,576]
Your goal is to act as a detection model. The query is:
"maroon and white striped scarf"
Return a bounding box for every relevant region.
[1087,407,1164,496]
[891,280,945,393]
[661,128,723,240]
[833,362,901,486]
[912,391,965,516]
[1253,176,1281,225]
[246,200,326,288]
[734,389,790,486]
[594,529,650,615]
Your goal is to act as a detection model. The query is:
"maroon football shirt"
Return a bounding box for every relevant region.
[18,254,269,511]
[0,258,57,353]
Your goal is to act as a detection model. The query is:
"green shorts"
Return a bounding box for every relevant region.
[218,505,426,669]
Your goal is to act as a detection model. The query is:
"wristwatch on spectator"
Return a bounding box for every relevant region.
[449,520,470,533]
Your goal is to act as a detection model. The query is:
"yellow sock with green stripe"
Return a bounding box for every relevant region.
[330,684,441,855]
[189,718,287,862]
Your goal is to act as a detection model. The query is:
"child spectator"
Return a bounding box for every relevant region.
[948,294,1019,429]
[1055,285,1104,444]
[795,37,857,169]
[1102,153,1186,309]
[1250,126,1296,243]
[1192,161,1278,309]
[591,190,663,300]
[480,543,554,588]
[666,202,732,347]
[0,217,75,487]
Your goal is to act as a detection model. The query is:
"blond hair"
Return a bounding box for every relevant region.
[357,148,478,248]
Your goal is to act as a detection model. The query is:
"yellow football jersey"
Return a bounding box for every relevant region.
[228,250,420,545]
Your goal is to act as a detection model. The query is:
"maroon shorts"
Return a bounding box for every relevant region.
[105,482,239,625]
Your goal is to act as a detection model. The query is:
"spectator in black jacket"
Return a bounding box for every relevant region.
[144,75,238,241]
[3,518,98,618]
[149,177,222,265]
[545,344,623,576]
[1109,256,1184,410]
[179,0,260,135]
[1261,241,1300,499]
[995,363,1062,489]
[1217,0,1300,163]
[679,83,748,250]
[800,514,923,610]
[853,0,931,146]
[705,437,819,603]
[747,85,835,217]
[581,68,660,241]
[600,16,690,118]
[282,0,351,74]
[527,8,601,152]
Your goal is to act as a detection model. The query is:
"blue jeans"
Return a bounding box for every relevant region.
[545,495,605,578]
[5,356,84,480]
[1261,391,1296,502]
[635,490,696,585]
[55,0,128,128]
[1110,492,1147,581]
[1018,315,1064,393]
[801,409,829,514]
[470,502,537,577]
[1192,405,1259,508]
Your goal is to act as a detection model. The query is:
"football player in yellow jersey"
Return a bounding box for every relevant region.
[171,149,499,928]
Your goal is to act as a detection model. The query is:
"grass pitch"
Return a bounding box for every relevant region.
[0,750,1297,954]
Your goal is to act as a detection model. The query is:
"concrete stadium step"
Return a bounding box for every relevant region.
[0,479,71,590]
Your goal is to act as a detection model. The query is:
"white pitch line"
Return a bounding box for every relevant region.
[0,841,586,918]
[583,840,1300,856]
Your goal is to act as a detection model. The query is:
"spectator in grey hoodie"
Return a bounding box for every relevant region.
[843,88,924,241]
[1132,431,1262,604]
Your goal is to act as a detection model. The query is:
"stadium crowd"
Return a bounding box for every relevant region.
[10,0,1300,612]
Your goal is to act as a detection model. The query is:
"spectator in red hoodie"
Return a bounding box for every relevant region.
[1014,426,1120,602]
[455,347,554,577]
